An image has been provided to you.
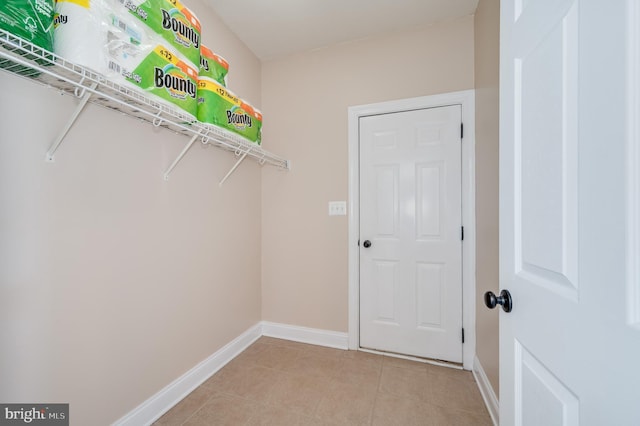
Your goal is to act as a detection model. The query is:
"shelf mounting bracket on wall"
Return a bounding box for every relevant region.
[0,28,290,174]
[46,81,98,162]
[163,127,210,180]
[219,150,249,186]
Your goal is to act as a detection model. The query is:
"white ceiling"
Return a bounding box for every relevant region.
[205,0,480,60]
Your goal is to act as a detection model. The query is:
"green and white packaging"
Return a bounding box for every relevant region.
[0,0,55,74]
[113,0,201,68]
[197,77,262,145]
[0,0,55,49]
[108,43,198,118]
[53,0,197,117]
[199,45,228,87]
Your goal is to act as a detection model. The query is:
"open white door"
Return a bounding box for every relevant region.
[499,0,640,424]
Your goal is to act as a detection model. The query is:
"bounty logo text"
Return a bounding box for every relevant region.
[154,66,197,100]
[227,108,252,130]
[161,9,200,48]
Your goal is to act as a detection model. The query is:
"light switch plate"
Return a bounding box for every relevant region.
[328,201,347,216]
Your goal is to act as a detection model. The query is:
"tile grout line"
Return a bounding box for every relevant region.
[159,337,491,425]
[177,391,216,426]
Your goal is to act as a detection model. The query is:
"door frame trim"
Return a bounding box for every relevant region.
[347,90,476,370]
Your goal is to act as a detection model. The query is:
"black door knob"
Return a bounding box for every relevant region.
[484,289,513,313]
[363,240,372,248]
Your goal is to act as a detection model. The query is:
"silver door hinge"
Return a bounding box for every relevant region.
[461,226,464,241]
[462,328,465,343]
[461,123,464,139]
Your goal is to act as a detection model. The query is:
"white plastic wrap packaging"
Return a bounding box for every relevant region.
[53,0,198,117]
[110,0,201,69]
[53,0,113,72]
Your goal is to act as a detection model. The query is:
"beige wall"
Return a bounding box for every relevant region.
[474,0,500,396]
[1,4,498,423]
[0,2,263,424]
[261,17,475,331]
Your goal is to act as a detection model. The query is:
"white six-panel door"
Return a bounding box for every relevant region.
[359,105,463,362]
[500,0,640,424]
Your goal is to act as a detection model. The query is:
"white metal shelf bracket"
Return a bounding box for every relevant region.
[219,150,249,186]
[163,128,209,180]
[0,29,290,173]
[46,81,98,162]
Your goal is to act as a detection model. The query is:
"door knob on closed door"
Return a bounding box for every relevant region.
[363,240,372,248]
[484,289,513,313]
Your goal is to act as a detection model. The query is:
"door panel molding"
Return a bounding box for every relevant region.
[514,340,580,426]
[513,0,579,303]
[347,90,476,370]
[416,161,445,240]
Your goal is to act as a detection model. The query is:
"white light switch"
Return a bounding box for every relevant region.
[328,201,347,216]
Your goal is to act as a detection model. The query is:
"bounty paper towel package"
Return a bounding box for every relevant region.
[199,45,228,87]
[112,0,201,68]
[107,42,198,117]
[0,0,55,74]
[54,0,198,117]
[197,78,262,145]
[54,0,114,72]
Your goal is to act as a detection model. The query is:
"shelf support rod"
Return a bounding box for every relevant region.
[163,131,201,180]
[219,152,249,186]
[46,82,98,162]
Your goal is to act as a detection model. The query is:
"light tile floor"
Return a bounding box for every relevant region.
[154,337,492,426]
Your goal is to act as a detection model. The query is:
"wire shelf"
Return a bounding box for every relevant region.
[0,28,290,172]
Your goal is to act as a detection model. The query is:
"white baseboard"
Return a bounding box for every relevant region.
[260,321,349,350]
[113,322,348,425]
[473,356,499,426]
[112,323,262,426]
[114,322,495,426]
